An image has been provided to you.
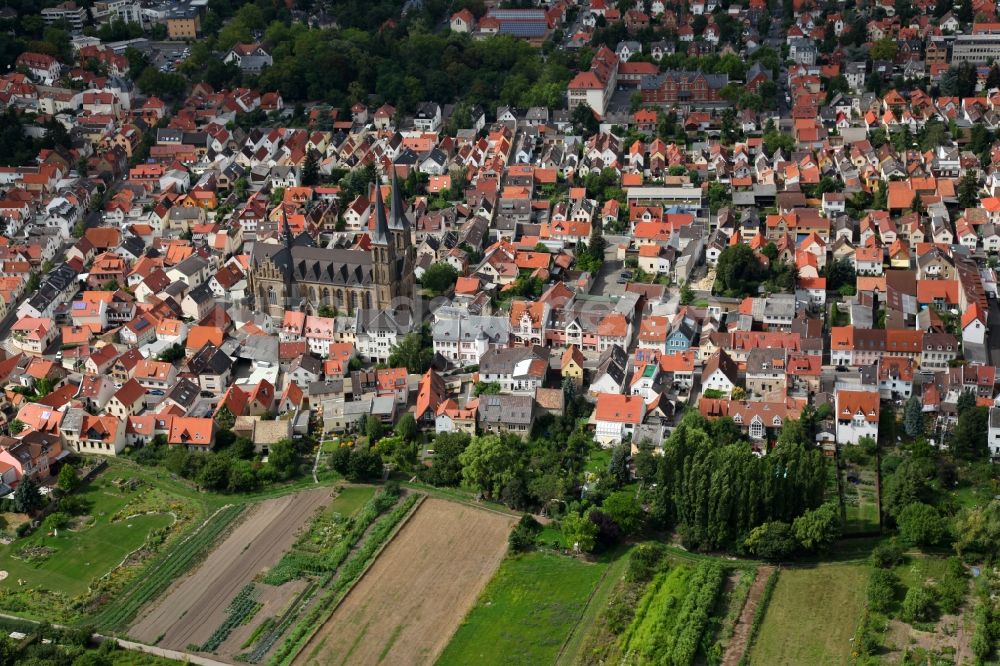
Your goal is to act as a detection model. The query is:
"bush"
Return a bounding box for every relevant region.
[508,514,541,552]
[897,502,947,547]
[744,521,797,560]
[626,543,668,583]
[866,568,898,614]
[934,557,967,615]
[901,586,937,624]
[869,538,906,568]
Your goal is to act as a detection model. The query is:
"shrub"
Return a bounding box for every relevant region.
[869,539,906,568]
[901,586,937,624]
[508,514,541,552]
[865,568,898,614]
[897,502,947,547]
[625,543,668,583]
[934,557,967,615]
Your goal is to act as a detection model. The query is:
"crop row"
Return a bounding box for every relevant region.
[659,560,725,666]
[199,583,262,652]
[266,494,421,666]
[92,504,245,632]
[240,488,405,662]
[262,487,401,586]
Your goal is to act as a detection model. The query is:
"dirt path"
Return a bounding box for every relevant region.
[721,565,774,666]
[128,487,332,651]
[293,498,514,666]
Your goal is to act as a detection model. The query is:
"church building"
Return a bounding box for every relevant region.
[249,169,415,321]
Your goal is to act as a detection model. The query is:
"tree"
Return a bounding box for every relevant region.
[563,509,598,552]
[509,514,541,552]
[420,432,470,486]
[196,456,229,491]
[958,170,980,208]
[679,281,694,305]
[601,490,644,536]
[57,464,80,494]
[870,538,906,568]
[395,413,418,442]
[301,150,319,186]
[158,343,186,363]
[364,414,385,442]
[346,448,384,482]
[897,502,946,547]
[956,388,977,416]
[13,477,43,513]
[715,243,765,296]
[267,439,299,479]
[903,395,923,438]
[953,499,1000,560]
[951,405,988,461]
[459,434,522,500]
[607,443,630,487]
[744,521,798,560]
[901,586,937,624]
[571,102,599,135]
[215,405,236,431]
[387,326,434,374]
[792,502,841,552]
[8,419,24,435]
[420,263,459,294]
[329,446,352,475]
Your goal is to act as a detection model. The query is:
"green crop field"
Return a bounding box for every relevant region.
[437,552,606,666]
[322,485,375,517]
[749,564,867,666]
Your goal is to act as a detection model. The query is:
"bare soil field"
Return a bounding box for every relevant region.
[293,498,514,666]
[129,487,333,654]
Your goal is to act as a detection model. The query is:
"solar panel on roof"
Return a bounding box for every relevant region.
[72,302,87,310]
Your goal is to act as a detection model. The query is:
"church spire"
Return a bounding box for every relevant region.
[372,171,390,246]
[282,206,294,251]
[389,165,409,232]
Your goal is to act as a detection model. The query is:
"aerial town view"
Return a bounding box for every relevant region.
[0,0,997,664]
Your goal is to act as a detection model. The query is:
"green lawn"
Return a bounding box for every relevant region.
[438,552,607,666]
[0,459,230,620]
[842,462,880,534]
[893,555,951,591]
[749,564,867,666]
[322,485,375,518]
[0,474,175,597]
[555,546,631,666]
[585,448,611,474]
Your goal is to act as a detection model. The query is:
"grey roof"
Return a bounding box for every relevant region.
[432,314,510,344]
[746,347,787,375]
[167,378,201,410]
[173,254,208,276]
[187,343,232,376]
[479,345,548,377]
[595,344,628,385]
[478,394,534,425]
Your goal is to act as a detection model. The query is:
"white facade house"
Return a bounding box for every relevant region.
[988,407,1000,461]
[835,389,880,445]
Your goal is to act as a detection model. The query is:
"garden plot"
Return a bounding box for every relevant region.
[128,487,332,658]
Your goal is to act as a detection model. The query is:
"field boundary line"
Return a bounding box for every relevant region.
[284,493,426,665]
[553,557,613,666]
